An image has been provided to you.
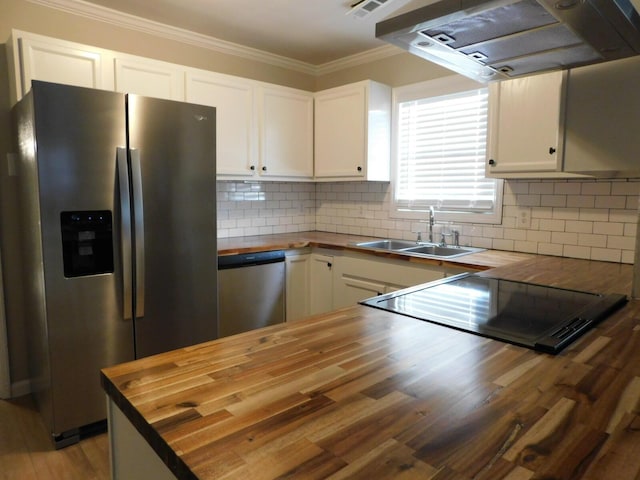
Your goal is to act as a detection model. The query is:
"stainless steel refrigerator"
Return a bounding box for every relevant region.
[12,81,218,448]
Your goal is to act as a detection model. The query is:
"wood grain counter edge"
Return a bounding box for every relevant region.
[216,231,535,270]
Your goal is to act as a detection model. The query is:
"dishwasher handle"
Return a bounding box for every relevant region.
[218,250,285,270]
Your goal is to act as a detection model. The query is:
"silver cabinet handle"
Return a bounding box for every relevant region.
[116,147,132,321]
[130,149,145,319]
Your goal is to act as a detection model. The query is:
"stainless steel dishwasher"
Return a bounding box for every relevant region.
[217,250,285,337]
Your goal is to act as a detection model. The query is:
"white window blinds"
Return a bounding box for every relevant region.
[395,87,497,213]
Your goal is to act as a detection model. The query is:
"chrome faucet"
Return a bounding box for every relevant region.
[428,206,435,243]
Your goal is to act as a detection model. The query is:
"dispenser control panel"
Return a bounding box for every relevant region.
[61,210,114,278]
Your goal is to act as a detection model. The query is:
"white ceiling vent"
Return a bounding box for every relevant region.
[347,0,392,19]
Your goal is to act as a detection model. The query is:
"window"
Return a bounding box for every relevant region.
[391,75,503,224]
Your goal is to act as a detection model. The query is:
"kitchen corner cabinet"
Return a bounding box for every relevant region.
[309,253,334,316]
[8,30,115,104]
[486,70,578,179]
[314,80,391,181]
[185,71,257,178]
[258,85,314,180]
[285,253,310,322]
[114,56,184,100]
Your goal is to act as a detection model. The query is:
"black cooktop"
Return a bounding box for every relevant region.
[360,273,627,354]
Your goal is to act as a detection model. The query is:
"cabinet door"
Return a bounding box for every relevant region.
[314,84,366,178]
[309,254,334,315]
[486,71,566,175]
[337,275,385,308]
[186,71,257,178]
[258,85,314,179]
[15,35,112,99]
[563,56,640,176]
[285,254,310,322]
[115,57,184,100]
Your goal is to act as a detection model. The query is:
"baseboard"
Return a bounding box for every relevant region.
[10,379,32,398]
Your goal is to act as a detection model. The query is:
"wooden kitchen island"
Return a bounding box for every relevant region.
[101,255,640,480]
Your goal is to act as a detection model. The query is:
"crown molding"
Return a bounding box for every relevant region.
[27,0,398,76]
[315,44,403,75]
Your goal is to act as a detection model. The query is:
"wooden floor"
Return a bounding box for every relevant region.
[0,396,110,480]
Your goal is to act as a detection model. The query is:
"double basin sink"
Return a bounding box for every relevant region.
[352,239,484,259]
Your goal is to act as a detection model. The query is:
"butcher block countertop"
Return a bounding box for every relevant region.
[101,255,640,480]
[217,231,534,270]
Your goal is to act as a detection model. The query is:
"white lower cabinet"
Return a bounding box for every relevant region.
[336,276,386,307]
[108,398,176,480]
[284,248,481,317]
[309,253,334,316]
[285,251,334,322]
[330,253,453,310]
[285,253,310,322]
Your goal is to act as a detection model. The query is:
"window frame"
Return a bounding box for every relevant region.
[389,75,503,225]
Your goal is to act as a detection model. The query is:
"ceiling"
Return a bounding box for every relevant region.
[76,0,429,65]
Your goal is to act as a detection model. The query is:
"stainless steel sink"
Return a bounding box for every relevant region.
[401,245,484,258]
[352,239,484,259]
[354,239,419,250]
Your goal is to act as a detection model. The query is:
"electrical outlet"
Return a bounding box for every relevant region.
[517,207,531,228]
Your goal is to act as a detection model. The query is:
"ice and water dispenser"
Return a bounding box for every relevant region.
[60,210,114,277]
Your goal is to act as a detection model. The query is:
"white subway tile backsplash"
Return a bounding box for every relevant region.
[526,230,551,243]
[593,222,624,235]
[582,182,611,195]
[612,182,640,195]
[529,182,555,195]
[591,248,621,263]
[595,196,627,209]
[538,243,564,256]
[514,240,538,253]
[563,245,591,259]
[551,208,579,220]
[539,219,565,231]
[217,179,639,265]
[567,195,595,208]
[578,209,610,222]
[551,231,578,245]
[541,195,567,207]
[554,182,582,195]
[565,221,593,233]
[577,234,607,248]
[492,239,514,250]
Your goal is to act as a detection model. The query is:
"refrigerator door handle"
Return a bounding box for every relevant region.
[116,147,133,320]
[130,148,145,319]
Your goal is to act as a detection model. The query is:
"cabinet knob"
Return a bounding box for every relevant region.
[357,166,363,172]
[250,165,256,171]
[549,147,556,155]
[327,262,332,269]
[488,159,496,166]
[262,166,267,171]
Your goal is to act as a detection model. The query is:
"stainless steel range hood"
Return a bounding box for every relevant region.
[376,0,640,82]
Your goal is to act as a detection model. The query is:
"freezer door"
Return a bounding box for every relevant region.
[25,82,135,436]
[127,95,217,358]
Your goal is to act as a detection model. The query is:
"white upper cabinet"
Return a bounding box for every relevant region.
[563,56,640,177]
[185,70,257,178]
[257,84,314,180]
[486,70,574,178]
[114,56,184,100]
[314,80,391,181]
[9,31,115,103]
